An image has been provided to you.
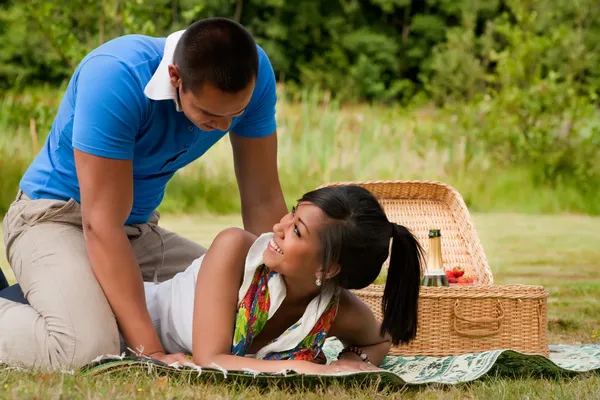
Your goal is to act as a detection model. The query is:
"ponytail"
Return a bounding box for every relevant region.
[380,224,423,345]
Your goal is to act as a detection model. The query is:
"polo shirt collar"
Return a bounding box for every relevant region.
[144,29,186,112]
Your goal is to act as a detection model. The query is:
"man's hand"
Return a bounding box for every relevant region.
[148,352,191,367]
[230,131,287,235]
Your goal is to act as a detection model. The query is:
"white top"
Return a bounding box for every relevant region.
[141,233,336,358]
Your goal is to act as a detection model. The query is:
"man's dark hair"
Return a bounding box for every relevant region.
[173,18,259,93]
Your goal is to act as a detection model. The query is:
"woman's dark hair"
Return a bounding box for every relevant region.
[173,17,259,93]
[299,185,424,345]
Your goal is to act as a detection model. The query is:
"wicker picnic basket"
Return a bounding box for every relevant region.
[319,180,549,357]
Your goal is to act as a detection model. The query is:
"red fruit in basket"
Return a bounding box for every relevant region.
[457,277,470,284]
[448,276,458,284]
[445,270,454,279]
[466,276,475,284]
[452,266,465,278]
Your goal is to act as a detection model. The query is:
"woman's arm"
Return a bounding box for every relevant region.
[189,228,336,374]
[328,290,392,367]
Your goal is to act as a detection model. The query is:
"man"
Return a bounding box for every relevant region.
[0,18,287,370]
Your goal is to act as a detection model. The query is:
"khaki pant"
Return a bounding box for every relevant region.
[0,191,206,370]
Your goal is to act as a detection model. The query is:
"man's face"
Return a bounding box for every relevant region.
[168,65,254,132]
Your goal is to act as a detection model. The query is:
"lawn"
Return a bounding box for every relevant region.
[1,212,599,399]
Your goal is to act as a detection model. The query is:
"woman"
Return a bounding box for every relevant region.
[1,185,423,374]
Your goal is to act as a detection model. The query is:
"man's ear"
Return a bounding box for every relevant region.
[168,65,181,89]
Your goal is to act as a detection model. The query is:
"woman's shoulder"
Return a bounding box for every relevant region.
[330,289,378,337]
[214,227,258,245]
[206,228,267,275]
[335,289,364,320]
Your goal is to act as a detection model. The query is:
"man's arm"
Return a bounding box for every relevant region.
[70,56,188,365]
[75,151,179,361]
[229,47,286,235]
[230,131,287,235]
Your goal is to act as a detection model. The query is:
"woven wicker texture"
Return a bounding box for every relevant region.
[354,285,549,356]
[319,180,549,356]
[318,180,493,284]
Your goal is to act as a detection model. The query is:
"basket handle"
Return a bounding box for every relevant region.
[453,300,505,338]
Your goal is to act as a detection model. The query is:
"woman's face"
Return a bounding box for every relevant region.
[263,202,327,283]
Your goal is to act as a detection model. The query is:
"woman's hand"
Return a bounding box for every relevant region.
[327,359,382,373]
[291,359,382,375]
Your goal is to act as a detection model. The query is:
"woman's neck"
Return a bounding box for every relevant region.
[281,275,321,307]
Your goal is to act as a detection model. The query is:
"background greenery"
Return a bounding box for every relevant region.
[1,0,599,217]
[1,2,599,397]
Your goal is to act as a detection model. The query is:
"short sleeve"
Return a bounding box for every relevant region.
[72,55,145,160]
[231,47,277,138]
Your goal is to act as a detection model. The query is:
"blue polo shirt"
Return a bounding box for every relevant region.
[19,34,277,224]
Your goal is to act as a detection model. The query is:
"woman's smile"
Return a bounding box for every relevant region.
[262,203,325,278]
[268,238,284,255]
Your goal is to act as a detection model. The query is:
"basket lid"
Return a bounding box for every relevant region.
[318,180,494,285]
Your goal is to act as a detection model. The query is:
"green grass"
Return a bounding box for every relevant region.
[1,372,599,399]
[1,212,599,398]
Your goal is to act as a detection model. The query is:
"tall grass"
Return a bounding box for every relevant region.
[0,86,63,215]
[1,85,599,217]
[162,86,600,215]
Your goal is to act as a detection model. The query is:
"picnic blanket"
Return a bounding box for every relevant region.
[80,339,600,387]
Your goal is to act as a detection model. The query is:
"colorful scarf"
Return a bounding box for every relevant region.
[231,263,339,361]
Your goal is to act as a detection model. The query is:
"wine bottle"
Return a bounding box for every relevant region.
[421,229,449,287]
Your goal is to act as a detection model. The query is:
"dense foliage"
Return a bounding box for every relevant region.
[0,0,599,216]
[1,0,598,102]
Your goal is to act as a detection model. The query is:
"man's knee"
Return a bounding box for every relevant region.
[0,300,120,371]
[34,310,119,370]
[69,314,120,368]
